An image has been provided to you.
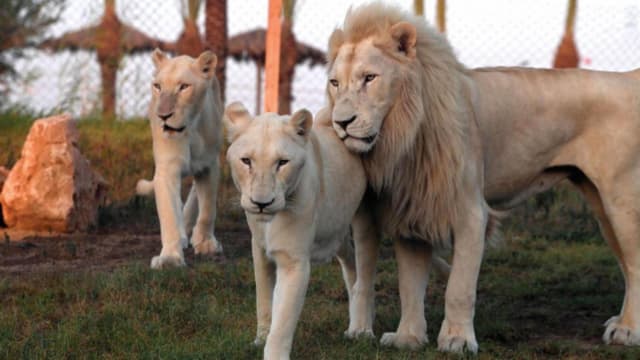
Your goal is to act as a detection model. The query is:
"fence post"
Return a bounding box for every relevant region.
[264,0,282,114]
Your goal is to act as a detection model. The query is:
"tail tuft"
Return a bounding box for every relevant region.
[136,179,154,196]
[486,207,507,248]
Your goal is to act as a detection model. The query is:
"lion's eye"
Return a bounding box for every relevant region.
[364,74,377,84]
[179,83,190,91]
[153,83,161,91]
[277,159,289,170]
[329,79,339,88]
[241,157,251,167]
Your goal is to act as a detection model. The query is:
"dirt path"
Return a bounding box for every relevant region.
[0,228,251,274]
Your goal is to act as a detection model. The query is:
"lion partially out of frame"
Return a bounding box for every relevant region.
[326,2,640,353]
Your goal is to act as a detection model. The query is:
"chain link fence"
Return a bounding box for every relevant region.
[2,0,640,119]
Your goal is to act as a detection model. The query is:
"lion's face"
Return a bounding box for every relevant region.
[149,49,217,137]
[327,23,418,153]
[224,103,312,220]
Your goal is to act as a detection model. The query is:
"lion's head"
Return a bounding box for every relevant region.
[325,2,468,242]
[224,102,313,220]
[150,49,217,137]
[327,18,419,154]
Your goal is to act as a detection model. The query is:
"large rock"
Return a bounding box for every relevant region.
[0,114,107,232]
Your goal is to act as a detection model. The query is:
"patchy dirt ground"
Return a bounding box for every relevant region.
[0,226,251,275]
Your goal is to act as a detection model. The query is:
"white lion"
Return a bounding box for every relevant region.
[326,2,640,353]
[224,103,379,360]
[136,49,223,269]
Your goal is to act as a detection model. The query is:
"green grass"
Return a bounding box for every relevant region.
[2,239,638,359]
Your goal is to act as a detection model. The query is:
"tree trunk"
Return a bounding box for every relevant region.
[436,0,446,33]
[414,0,424,16]
[278,19,297,115]
[553,0,579,68]
[96,0,120,119]
[176,19,204,57]
[204,0,227,102]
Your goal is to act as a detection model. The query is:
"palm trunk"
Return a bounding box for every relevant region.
[436,0,446,33]
[278,19,296,115]
[205,0,227,102]
[553,0,579,68]
[96,0,120,119]
[414,0,424,16]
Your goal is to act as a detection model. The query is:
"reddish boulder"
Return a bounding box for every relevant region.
[0,114,107,232]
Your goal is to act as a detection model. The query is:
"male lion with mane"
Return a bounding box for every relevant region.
[137,49,223,269]
[326,2,640,353]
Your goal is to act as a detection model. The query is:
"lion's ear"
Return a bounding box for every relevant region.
[224,102,251,142]
[289,109,313,138]
[196,50,217,79]
[152,48,168,69]
[390,21,417,58]
[327,29,345,63]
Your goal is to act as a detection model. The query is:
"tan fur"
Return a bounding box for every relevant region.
[137,49,223,269]
[225,103,378,360]
[327,2,640,353]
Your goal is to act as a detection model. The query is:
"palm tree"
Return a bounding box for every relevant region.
[278,0,297,115]
[436,0,446,33]
[176,0,204,57]
[204,0,227,102]
[413,0,424,16]
[0,0,62,76]
[553,0,579,68]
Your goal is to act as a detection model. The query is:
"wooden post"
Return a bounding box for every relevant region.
[264,0,282,114]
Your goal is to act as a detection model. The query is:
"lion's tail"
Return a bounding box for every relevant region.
[136,179,154,196]
[486,207,506,247]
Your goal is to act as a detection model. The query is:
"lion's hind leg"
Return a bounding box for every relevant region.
[343,207,379,340]
[190,164,222,255]
[574,175,640,345]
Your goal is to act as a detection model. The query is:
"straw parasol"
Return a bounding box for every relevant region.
[227,28,325,113]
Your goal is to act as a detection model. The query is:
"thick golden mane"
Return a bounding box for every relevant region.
[328,3,470,243]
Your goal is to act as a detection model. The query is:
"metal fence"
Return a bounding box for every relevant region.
[3,0,640,119]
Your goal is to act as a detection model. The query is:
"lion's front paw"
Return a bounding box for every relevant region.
[344,328,375,340]
[437,320,478,354]
[150,255,186,269]
[603,316,640,345]
[191,231,223,255]
[380,331,427,350]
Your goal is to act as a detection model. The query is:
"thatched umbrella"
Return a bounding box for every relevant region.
[227,28,325,114]
[39,0,173,118]
[553,0,579,68]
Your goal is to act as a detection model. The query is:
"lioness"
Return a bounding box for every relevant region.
[224,103,378,360]
[137,49,223,269]
[326,2,640,353]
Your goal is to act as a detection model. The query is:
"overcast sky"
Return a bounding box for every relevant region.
[6,0,640,118]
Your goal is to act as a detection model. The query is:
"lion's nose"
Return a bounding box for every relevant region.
[251,198,275,211]
[158,112,174,121]
[335,115,356,130]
